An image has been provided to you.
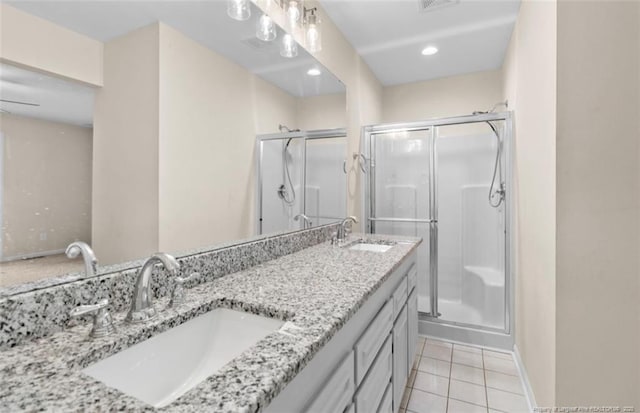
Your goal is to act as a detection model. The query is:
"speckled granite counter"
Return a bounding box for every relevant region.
[0,234,420,412]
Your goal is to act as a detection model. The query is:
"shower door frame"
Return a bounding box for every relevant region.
[255,128,347,235]
[362,112,514,348]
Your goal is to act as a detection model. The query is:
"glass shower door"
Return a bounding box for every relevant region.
[369,129,433,315]
[435,122,507,330]
[304,137,347,228]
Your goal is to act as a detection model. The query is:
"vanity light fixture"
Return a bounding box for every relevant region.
[286,0,302,30]
[256,13,277,41]
[304,7,321,53]
[421,46,439,56]
[227,0,251,21]
[280,33,298,58]
[307,67,321,76]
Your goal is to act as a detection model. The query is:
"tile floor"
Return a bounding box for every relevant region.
[400,336,530,413]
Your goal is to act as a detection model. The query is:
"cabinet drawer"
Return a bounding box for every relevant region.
[392,277,408,321]
[306,351,355,413]
[355,300,393,384]
[355,336,392,413]
[377,381,393,413]
[407,264,417,295]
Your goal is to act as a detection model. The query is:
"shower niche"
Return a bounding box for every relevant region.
[256,129,347,235]
[362,112,513,346]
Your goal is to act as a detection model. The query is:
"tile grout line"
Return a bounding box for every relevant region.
[444,344,453,413]
[482,349,490,413]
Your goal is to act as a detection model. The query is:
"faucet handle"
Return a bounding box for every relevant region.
[70,298,115,338]
[170,272,199,307]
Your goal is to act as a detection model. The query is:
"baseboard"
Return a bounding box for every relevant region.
[1,249,65,262]
[513,344,537,412]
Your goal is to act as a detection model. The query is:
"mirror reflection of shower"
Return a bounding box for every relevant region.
[473,101,508,208]
[257,129,347,235]
[277,124,300,206]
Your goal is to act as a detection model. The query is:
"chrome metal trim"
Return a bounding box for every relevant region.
[256,127,346,141]
[419,311,507,335]
[368,217,433,223]
[429,127,438,318]
[362,112,511,133]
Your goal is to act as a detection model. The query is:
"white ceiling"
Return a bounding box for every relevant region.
[0,63,95,126]
[6,1,345,99]
[319,0,520,85]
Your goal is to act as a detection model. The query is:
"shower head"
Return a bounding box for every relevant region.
[278,124,301,133]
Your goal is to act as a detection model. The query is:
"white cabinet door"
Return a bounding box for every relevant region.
[407,289,418,371]
[355,300,393,385]
[355,336,392,413]
[306,351,355,413]
[392,305,408,413]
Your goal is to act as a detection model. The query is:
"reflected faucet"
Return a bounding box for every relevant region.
[337,216,358,242]
[126,253,180,323]
[294,213,313,229]
[65,241,97,278]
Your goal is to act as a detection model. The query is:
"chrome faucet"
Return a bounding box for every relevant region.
[126,252,180,323]
[65,241,97,278]
[294,213,313,229]
[337,216,358,242]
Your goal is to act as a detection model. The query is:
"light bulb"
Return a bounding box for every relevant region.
[280,34,298,58]
[256,14,276,42]
[287,0,301,29]
[227,0,250,21]
[306,23,321,53]
[421,46,439,56]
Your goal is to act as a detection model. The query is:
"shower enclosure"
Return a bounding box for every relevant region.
[256,129,347,235]
[362,112,513,348]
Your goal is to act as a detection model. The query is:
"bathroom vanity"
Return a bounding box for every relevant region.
[0,230,420,412]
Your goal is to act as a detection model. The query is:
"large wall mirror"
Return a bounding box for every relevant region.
[0,1,346,292]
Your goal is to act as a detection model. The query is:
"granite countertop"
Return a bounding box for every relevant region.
[0,234,420,412]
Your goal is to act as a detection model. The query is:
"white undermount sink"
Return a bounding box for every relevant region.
[348,243,394,253]
[82,308,284,407]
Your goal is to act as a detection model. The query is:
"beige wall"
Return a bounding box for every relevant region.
[501,0,558,406]
[0,4,103,86]
[296,93,346,131]
[555,0,640,406]
[381,70,504,123]
[0,113,92,260]
[92,24,160,264]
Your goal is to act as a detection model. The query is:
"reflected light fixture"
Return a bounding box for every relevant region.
[421,46,439,56]
[227,0,251,21]
[307,67,321,76]
[280,33,298,58]
[286,0,302,29]
[304,7,321,53]
[256,14,276,41]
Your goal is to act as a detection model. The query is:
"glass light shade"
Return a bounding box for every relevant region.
[287,0,301,29]
[306,23,321,53]
[280,34,298,58]
[227,0,250,21]
[256,14,276,41]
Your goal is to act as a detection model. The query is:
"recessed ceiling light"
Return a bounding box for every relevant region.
[421,46,439,56]
[307,68,322,76]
